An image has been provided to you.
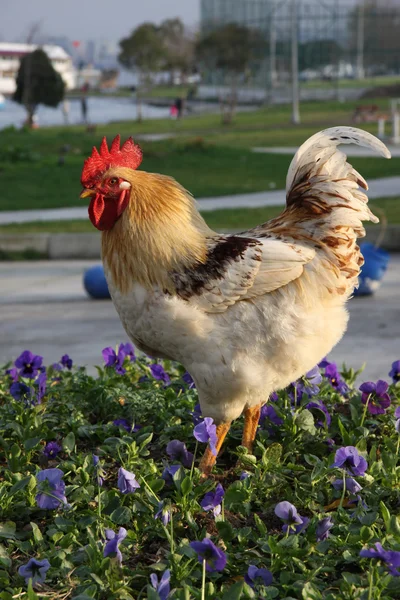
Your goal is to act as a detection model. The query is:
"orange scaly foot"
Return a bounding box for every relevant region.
[241,404,262,454]
[199,422,231,477]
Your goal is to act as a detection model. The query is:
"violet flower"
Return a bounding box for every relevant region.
[182,371,195,389]
[150,363,171,384]
[395,407,400,419]
[193,417,218,456]
[192,403,202,425]
[104,527,127,563]
[120,343,136,362]
[113,418,139,433]
[6,367,18,381]
[200,483,225,517]
[359,380,391,415]
[10,381,31,402]
[360,542,400,576]
[331,446,368,477]
[150,570,171,600]
[290,366,322,401]
[166,440,194,468]
[43,441,62,459]
[102,346,126,375]
[155,501,171,526]
[389,360,400,383]
[333,477,363,494]
[161,464,181,485]
[245,565,273,588]
[324,363,348,394]
[35,372,47,402]
[259,404,283,427]
[93,455,105,486]
[190,538,227,572]
[274,501,309,534]
[60,354,73,370]
[316,517,334,541]
[18,558,50,586]
[15,350,43,379]
[117,467,140,494]
[36,468,67,509]
[306,400,331,428]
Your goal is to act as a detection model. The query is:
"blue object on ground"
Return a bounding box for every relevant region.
[354,242,390,296]
[83,265,111,299]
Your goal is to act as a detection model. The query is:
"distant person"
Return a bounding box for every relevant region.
[62,99,70,125]
[170,104,178,119]
[81,96,88,123]
[175,97,183,119]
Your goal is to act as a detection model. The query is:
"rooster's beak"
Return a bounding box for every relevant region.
[80,188,96,199]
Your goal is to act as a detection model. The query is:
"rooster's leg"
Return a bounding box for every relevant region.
[241,405,262,453]
[199,422,231,476]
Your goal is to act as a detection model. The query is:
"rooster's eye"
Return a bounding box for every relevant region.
[109,178,118,185]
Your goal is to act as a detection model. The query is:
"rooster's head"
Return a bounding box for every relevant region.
[80,135,142,230]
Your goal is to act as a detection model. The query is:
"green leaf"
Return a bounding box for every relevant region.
[146,587,160,600]
[30,521,43,543]
[380,501,391,531]
[110,506,132,525]
[27,579,39,600]
[9,476,32,495]
[337,419,351,446]
[0,544,11,568]
[296,409,316,435]
[389,515,400,539]
[180,476,192,496]
[0,522,16,539]
[302,582,322,600]
[24,437,42,451]
[216,520,235,542]
[360,526,373,542]
[254,513,267,536]
[63,432,75,454]
[221,581,244,600]
[262,443,283,470]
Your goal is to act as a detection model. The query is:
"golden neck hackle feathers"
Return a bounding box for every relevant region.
[101,168,212,294]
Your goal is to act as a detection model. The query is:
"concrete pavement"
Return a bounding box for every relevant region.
[1,174,400,225]
[1,259,399,382]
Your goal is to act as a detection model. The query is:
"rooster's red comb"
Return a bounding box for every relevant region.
[81,135,143,186]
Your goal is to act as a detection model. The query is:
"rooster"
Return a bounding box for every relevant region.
[80,128,390,474]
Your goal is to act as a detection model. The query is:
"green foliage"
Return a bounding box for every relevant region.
[13,49,65,123]
[119,23,165,74]
[0,351,400,598]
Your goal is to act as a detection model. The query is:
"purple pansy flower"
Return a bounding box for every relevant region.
[104,527,127,563]
[270,392,279,402]
[192,403,203,425]
[245,565,273,588]
[113,418,140,433]
[190,538,227,572]
[306,400,331,428]
[36,468,67,509]
[60,354,73,370]
[10,381,31,401]
[93,455,105,486]
[395,407,400,419]
[389,360,400,383]
[43,441,62,459]
[102,346,126,375]
[6,367,19,381]
[150,363,171,384]
[161,464,181,485]
[182,372,195,389]
[200,483,225,517]
[324,363,349,394]
[360,542,400,577]
[396,419,400,434]
[316,517,334,541]
[359,380,391,415]
[240,471,250,480]
[274,501,309,534]
[259,404,283,427]
[150,570,171,600]
[166,440,194,468]
[193,417,218,456]
[18,558,50,586]
[291,366,322,401]
[331,446,368,477]
[117,468,140,494]
[155,501,171,526]
[333,477,363,494]
[35,372,47,402]
[120,343,136,362]
[15,350,43,379]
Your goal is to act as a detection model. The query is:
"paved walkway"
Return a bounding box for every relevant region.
[253,143,400,157]
[1,174,400,225]
[1,259,399,382]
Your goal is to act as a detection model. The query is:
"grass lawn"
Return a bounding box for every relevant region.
[0,98,397,212]
[0,197,398,236]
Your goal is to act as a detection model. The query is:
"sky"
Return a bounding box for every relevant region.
[1,0,200,44]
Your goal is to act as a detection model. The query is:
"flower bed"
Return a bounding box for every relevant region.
[1,347,400,599]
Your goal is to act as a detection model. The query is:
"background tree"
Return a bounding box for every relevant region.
[119,23,165,121]
[159,18,195,83]
[13,48,65,128]
[196,23,266,124]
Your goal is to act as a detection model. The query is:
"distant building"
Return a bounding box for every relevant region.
[0,43,76,95]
